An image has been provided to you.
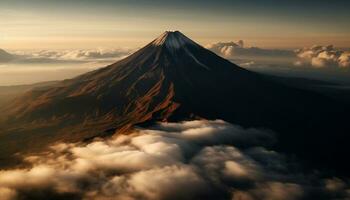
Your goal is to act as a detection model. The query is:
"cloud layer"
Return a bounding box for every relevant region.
[0,120,349,200]
[12,48,133,64]
[206,41,294,58]
[206,41,350,70]
[295,45,350,68]
[0,48,134,85]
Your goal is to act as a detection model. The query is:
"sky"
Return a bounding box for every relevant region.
[1,0,350,49]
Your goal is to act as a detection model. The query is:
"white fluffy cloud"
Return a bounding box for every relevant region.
[0,120,349,200]
[339,52,350,68]
[207,41,350,71]
[206,41,294,58]
[295,45,350,68]
[100,165,207,200]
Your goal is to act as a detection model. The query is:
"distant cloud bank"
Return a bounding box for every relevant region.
[2,44,349,69]
[0,120,349,200]
[0,48,133,65]
[206,41,294,58]
[206,41,350,69]
[295,45,350,68]
[31,48,132,61]
[1,43,350,85]
[0,48,135,86]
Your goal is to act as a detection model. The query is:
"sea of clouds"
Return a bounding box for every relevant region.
[0,120,349,200]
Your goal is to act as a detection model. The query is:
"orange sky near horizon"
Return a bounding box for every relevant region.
[1,0,350,50]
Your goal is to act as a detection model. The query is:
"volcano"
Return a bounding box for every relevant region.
[0,31,349,170]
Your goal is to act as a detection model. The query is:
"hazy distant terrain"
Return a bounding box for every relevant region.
[0,81,59,106]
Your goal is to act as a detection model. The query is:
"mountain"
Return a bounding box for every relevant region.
[0,49,14,63]
[0,31,349,172]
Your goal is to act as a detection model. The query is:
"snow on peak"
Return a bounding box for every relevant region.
[151,31,209,70]
[152,31,197,49]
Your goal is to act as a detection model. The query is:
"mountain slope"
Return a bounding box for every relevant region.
[0,49,14,63]
[0,31,349,171]
[0,31,314,136]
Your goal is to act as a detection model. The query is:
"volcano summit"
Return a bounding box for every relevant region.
[0,31,349,171]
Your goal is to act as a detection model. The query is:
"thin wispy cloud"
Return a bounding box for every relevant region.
[11,48,133,63]
[0,48,134,85]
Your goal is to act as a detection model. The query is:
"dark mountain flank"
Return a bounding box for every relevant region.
[0,31,349,172]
